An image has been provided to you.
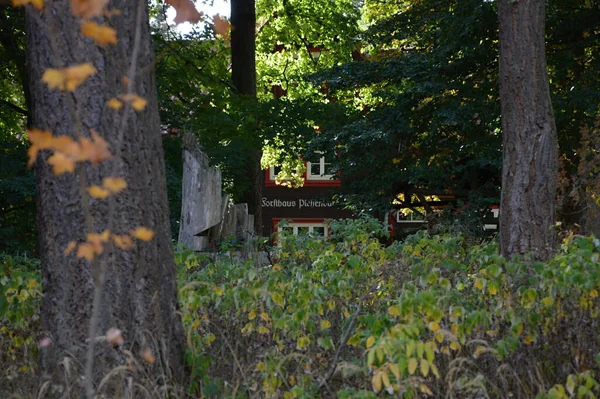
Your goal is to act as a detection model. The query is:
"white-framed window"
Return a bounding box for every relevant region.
[269,165,282,181]
[394,209,427,223]
[278,222,328,238]
[306,156,334,181]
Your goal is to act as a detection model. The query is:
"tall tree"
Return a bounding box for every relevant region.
[498,0,558,259]
[231,0,263,232]
[24,0,185,394]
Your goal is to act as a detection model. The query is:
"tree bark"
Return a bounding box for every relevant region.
[25,0,185,394]
[498,0,559,260]
[231,0,263,234]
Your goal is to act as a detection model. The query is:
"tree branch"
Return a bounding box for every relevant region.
[0,99,28,116]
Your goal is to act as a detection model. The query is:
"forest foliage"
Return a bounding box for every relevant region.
[4,218,600,397]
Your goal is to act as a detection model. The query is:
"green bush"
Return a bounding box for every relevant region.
[177,219,600,398]
[0,254,41,391]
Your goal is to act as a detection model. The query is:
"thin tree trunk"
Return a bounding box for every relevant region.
[26,0,185,394]
[231,0,263,233]
[498,0,559,260]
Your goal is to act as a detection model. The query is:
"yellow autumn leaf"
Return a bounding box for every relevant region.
[103,177,127,193]
[87,185,110,199]
[407,358,418,375]
[381,370,391,387]
[51,135,80,157]
[70,0,109,18]
[27,128,54,167]
[259,312,270,323]
[248,310,256,320]
[257,325,270,334]
[388,305,401,316]
[86,231,108,255]
[366,335,376,348]
[428,321,441,333]
[419,383,433,396]
[113,234,133,249]
[392,157,401,164]
[542,297,554,307]
[523,334,535,345]
[389,363,400,380]
[119,94,147,111]
[42,63,97,92]
[320,320,331,329]
[64,241,77,255]
[48,152,76,174]
[80,130,111,164]
[103,8,122,18]
[371,372,383,393]
[12,0,44,10]
[474,278,485,290]
[271,292,284,307]
[140,348,155,364]
[449,341,461,351]
[41,69,65,90]
[76,242,95,261]
[130,226,154,241]
[420,358,430,377]
[106,98,123,110]
[81,22,117,45]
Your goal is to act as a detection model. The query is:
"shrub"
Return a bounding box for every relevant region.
[178,220,600,398]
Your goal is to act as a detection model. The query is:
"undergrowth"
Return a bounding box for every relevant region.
[178,218,600,398]
[2,218,600,398]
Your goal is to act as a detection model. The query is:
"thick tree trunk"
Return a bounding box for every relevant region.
[26,0,185,394]
[498,0,558,260]
[231,0,263,233]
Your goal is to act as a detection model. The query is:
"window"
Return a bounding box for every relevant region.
[274,219,329,246]
[306,156,334,181]
[278,222,328,237]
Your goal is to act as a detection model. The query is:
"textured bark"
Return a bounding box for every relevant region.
[26,0,185,394]
[231,0,263,233]
[498,0,558,260]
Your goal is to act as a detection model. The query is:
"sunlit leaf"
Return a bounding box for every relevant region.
[81,22,117,45]
[76,242,95,261]
[140,348,155,363]
[388,305,401,316]
[80,130,111,163]
[408,358,418,375]
[42,63,97,91]
[48,152,76,174]
[130,226,152,241]
[103,177,127,193]
[27,129,54,167]
[87,185,110,199]
[119,94,147,111]
[64,241,77,255]
[106,98,123,110]
[366,335,375,348]
[371,372,383,393]
[259,312,270,323]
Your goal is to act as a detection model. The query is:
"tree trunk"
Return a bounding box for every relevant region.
[231,0,263,234]
[25,0,185,394]
[498,0,559,260]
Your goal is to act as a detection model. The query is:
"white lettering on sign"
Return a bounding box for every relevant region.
[262,197,335,209]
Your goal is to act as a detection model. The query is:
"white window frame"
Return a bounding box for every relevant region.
[306,155,334,181]
[276,221,329,246]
